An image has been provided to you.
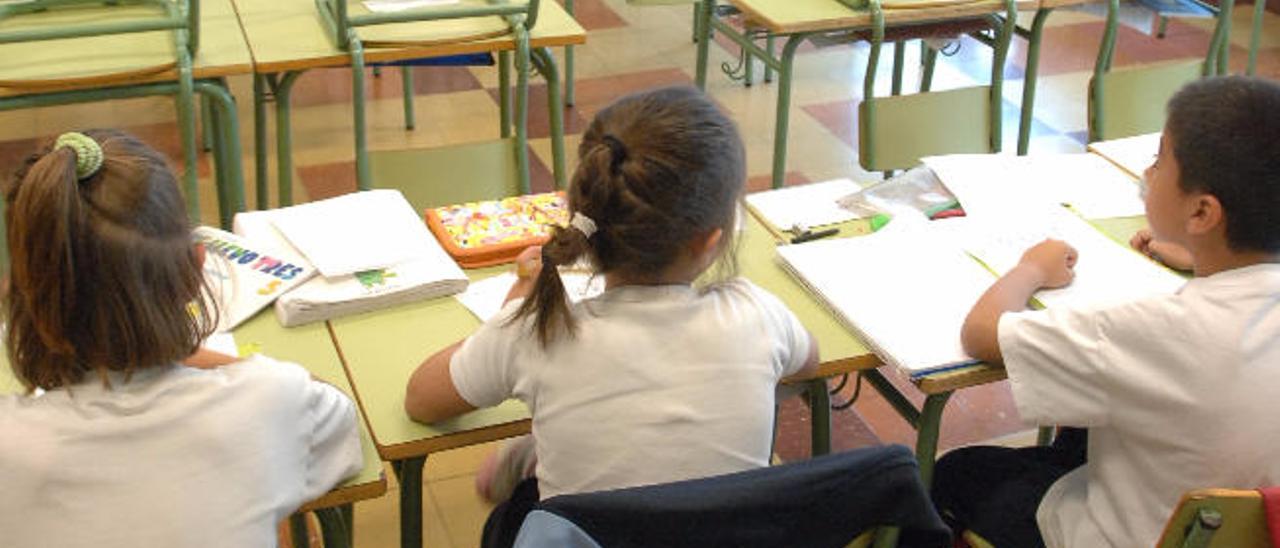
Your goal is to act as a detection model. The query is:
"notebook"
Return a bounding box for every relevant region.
[233,202,468,327]
[776,215,991,377]
[193,226,317,331]
[923,153,1144,219]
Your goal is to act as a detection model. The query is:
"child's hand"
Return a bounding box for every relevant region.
[1017,239,1078,289]
[505,246,542,304]
[1129,229,1193,271]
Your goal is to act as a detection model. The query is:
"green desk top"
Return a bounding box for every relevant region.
[0,311,388,511]
[327,266,530,462]
[727,0,1037,34]
[233,0,586,74]
[0,0,252,96]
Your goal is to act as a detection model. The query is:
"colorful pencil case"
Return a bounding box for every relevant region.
[424,191,569,268]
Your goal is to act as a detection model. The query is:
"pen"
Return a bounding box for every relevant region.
[790,227,840,244]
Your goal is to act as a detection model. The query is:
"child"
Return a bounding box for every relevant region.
[0,130,363,547]
[932,75,1280,548]
[404,86,819,546]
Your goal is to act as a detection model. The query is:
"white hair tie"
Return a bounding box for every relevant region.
[569,212,597,239]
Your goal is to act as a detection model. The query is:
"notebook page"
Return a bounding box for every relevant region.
[455,271,605,322]
[1087,132,1160,179]
[744,178,861,231]
[270,190,447,278]
[923,154,1144,219]
[776,217,991,376]
[954,207,1185,309]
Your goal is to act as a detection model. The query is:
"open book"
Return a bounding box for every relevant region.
[193,226,316,331]
[776,208,1186,377]
[234,191,468,327]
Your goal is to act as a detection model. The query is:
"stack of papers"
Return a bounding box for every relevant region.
[744,178,861,231]
[234,190,469,327]
[923,153,1144,219]
[194,226,317,331]
[1087,132,1160,179]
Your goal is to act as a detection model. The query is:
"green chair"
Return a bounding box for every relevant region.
[859,0,1017,173]
[313,0,550,195]
[1157,489,1271,548]
[1087,0,1231,142]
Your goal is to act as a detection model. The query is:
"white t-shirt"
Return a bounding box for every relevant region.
[0,355,363,548]
[998,263,1280,548]
[450,278,811,499]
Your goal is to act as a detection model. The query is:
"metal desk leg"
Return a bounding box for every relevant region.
[891,41,905,96]
[694,0,715,89]
[806,378,832,456]
[176,61,200,222]
[564,0,575,106]
[1249,0,1266,75]
[921,41,938,92]
[316,506,353,548]
[770,34,809,190]
[352,40,373,191]
[915,391,952,488]
[532,47,567,189]
[401,66,416,130]
[499,51,512,138]
[272,71,304,207]
[1017,9,1052,156]
[290,513,310,548]
[253,74,269,209]
[200,94,214,152]
[393,456,428,548]
[764,34,775,83]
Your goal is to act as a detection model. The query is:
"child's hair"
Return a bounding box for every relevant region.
[1165,75,1280,253]
[511,86,746,347]
[3,129,215,392]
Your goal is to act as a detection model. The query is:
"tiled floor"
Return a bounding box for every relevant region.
[4,1,1279,546]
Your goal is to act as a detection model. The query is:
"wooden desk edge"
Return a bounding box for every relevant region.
[915,364,1007,394]
[298,473,390,513]
[249,34,586,75]
[732,0,1038,34]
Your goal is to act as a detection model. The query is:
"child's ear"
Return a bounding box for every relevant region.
[690,228,724,260]
[1185,192,1224,237]
[193,242,206,268]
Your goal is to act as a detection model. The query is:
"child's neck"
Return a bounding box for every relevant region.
[603,256,706,290]
[1192,246,1280,277]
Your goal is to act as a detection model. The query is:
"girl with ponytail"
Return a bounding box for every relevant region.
[406,86,819,548]
[0,130,361,547]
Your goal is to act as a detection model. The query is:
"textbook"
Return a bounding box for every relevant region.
[776,207,1186,377]
[193,226,317,331]
[233,193,469,327]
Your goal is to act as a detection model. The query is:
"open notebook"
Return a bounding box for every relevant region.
[777,208,1186,378]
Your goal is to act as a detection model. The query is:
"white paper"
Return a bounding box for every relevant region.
[776,215,992,376]
[269,190,444,278]
[744,179,861,231]
[455,271,606,322]
[953,206,1186,309]
[363,0,459,12]
[202,332,239,357]
[1088,132,1160,179]
[235,208,469,327]
[923,153,1145,219]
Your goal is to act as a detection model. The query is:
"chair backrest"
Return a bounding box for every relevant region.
[314,0,541,50]
[1156,488,1271,548]
[513,444,950,548]
[0,0,198,55]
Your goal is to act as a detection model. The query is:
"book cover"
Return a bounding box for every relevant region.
[193,226,317,331]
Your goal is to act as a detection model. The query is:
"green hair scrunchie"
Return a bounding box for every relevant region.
[54,132,104,181]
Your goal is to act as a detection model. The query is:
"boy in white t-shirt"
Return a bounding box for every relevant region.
[932,75,1280,548]
[404,87,820,548]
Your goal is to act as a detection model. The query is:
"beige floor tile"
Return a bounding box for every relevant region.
[353,475,456,548]
[430,475,498,548]
[424,441,502,482]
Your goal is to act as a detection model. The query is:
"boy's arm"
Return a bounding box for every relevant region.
[961,239,1078,364]
[404,340,477,423]
[1130,229,1193,271]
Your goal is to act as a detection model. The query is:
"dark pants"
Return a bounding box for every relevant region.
[481,477,540,548]
[931,428,1087,548]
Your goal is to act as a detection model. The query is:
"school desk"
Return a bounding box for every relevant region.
[0,0,249,229]
[326,262,531,548]
[744,204,1149,490]
[693,0,1034,186]
[0,312,387,548]
[231,0,586,210]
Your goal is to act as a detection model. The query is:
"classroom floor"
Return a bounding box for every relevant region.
[2,1,1278,546]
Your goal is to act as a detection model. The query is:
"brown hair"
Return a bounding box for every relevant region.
[3,129,215,392]
[510,86,746,347]
[1165,76,1280,253]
